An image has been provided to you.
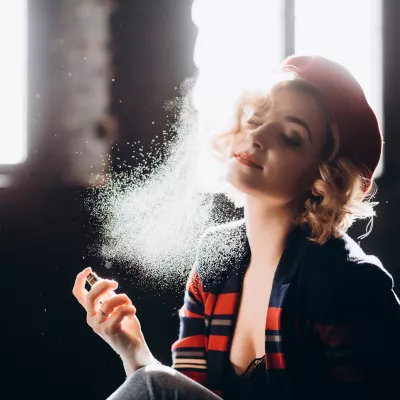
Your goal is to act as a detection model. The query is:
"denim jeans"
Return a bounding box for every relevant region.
[106,365,222,400]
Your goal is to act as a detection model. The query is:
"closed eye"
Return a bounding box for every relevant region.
[282,133,303,148]
[245,118,262,127]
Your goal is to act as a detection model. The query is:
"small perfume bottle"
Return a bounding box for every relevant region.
[86,271,117,304]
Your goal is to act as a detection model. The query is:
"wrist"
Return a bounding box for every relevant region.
[121,348,160,377]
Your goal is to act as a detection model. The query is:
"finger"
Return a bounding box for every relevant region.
[98,294,132,315]
[86,279,118,316]
[91,294,133,326]
[103,305,137,335]
[72,267,92,308]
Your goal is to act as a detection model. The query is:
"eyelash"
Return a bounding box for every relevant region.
[282,134,302,148]
[244,119,303,148]
[246,118,261,127]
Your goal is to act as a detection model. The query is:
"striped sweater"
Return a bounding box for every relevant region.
[171,219,400,399]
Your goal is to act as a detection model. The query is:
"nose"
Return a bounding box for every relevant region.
[246,124,271,150]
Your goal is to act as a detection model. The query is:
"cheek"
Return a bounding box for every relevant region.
[285,157,320,190]
[268,152,318,186]
[231,132,246,149]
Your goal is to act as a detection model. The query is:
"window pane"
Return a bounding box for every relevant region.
[295,0,383,176]
[192,0,285,109]
[0,1,27,164]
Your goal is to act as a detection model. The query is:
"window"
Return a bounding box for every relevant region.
[192,0,284,111]
[0,0,27,165]
[294,0,383,176]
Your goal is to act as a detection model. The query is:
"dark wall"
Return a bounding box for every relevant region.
[110,0,198,171]
[8,1,197,399]
[5,1,400,399]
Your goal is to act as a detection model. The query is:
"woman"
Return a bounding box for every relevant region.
[72,55,400,400]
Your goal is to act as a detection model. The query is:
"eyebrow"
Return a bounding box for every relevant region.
[284,115,313,143]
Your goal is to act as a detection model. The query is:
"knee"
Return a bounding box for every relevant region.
[107,365,185,400]
[108,365,217,400]
[107,366,175,400]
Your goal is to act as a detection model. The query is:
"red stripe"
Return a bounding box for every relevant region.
[208,334,230,351]
[266,352,285,369]
[204,293,217,316]
[171,335,205,351]
[179,370,208,386]
[213,293,239,315]
[265,307,282,331]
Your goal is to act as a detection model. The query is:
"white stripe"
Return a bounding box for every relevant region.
[174,358,207,365]
[173,364,207,370]
[265,335,282,342]
[210,319,233,326]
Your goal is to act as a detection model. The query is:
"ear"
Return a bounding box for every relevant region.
[309,186,323,206]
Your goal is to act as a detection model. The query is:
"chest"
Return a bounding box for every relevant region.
[229,265,275,374]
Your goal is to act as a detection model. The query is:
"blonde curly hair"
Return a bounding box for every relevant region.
[206,76,378,245]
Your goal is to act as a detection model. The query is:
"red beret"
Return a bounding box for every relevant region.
[281,55,382,194]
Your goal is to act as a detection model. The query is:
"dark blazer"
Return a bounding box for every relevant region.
[171,219,400,399]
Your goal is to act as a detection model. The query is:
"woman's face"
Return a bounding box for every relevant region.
[225,86,328,206]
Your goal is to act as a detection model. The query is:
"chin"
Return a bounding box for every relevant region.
[225,166,262,197]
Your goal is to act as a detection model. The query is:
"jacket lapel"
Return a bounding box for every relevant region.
[265,226,312,398]
[266,225,312,364]
[205,220,250,390]
[204,221,311,392]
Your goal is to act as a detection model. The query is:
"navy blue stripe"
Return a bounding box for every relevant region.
[185,299,204,315]
[265,329,281,335]
[266,341,284,353]
[173,347,206,352]
[187,290,200,305]
[179,316,204,337]
[174,355,206,360]
[207,349,231,389]
[209,325,232,336]
[174,367,207,372]
[219,263,248,293]
[269,283,290,307]
[207,349,227,364]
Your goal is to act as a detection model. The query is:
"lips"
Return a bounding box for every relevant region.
[234,152,263,169]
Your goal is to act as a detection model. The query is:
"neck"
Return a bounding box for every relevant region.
[243,195,301,269]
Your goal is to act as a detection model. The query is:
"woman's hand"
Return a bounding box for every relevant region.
[72,267,158,374]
